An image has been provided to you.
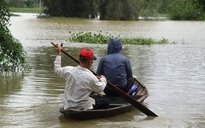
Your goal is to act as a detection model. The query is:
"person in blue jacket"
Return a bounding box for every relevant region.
[96,38,134,96]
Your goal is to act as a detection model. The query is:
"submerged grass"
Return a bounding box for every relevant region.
[67,31,175,45]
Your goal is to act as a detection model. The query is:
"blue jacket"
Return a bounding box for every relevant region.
[96,38,133,90]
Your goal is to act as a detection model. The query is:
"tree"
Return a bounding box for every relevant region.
[42,0,148,20]
[0,0,26,72]
[99,0,148,20]
[168,0,204,20]
[5,0,38,8]
[5,0,25,8]
[139,0,204,20]
[189,0,205,13]
[43,0,98,18]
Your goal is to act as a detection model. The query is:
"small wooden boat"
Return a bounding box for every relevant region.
[59,76,148,120]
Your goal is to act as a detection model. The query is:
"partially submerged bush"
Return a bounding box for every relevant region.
[67,31,174,45]
[67,31,114,44]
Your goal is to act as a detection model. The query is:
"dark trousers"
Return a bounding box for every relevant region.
[93,96,110,109]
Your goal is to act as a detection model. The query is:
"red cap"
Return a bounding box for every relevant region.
[79,49,97,60]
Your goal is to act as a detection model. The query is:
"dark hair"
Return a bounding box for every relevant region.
[79,57,90,64]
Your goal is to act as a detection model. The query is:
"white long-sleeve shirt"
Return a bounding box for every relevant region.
[54,56,107,110]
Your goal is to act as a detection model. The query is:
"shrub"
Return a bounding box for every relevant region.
[168,0,204,20]
[0,0,27,72]
[67,31,173,45]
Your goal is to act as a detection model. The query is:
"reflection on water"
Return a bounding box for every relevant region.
[0,74,23,96]
[0,13,205,128]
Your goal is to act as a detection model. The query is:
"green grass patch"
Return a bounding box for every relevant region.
[10,13,20,16]
[9,7,40,13]
[37,15,86,20]
[67,31,175,45]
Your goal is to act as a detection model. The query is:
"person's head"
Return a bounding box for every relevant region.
[107,38,122,54]
[79,49,97,68]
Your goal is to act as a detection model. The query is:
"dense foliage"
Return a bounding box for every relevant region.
[43,0,99,18]
[67,31,174,45]
[189,0,205,12]
[168,0,204,20]
[140,0,205,20]
[5,0,38,8]
[43,0,148,20]
[99,0,147,20]
[0,0,27,72]
[42,0,205,20]
[5,0,205,20]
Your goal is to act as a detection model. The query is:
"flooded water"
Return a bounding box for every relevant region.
[0,13,205,128]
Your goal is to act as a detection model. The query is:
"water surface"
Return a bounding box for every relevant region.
[0,13,205,128]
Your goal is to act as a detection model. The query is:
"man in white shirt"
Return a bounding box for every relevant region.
[54,44,109,110]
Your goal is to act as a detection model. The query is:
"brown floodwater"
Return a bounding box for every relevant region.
[0,13,205,128]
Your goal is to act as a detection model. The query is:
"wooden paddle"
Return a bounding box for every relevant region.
[51,42,158,117]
